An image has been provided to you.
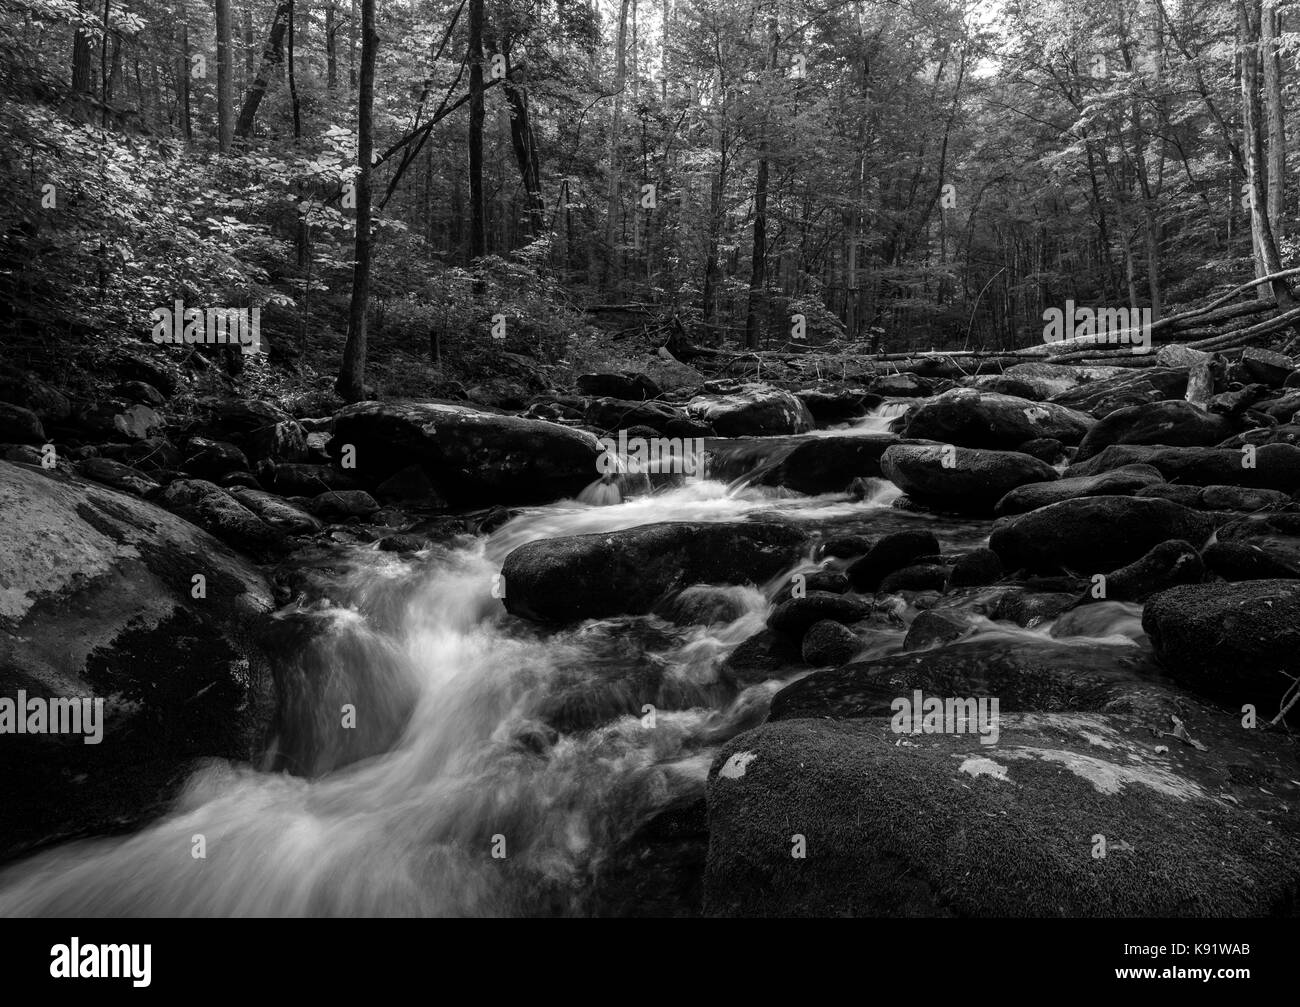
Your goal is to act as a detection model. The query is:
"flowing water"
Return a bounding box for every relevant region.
[0,404,1140,917]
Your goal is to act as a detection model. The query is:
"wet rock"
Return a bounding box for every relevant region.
[658,584,753,627]
[722,629,803,685]
[993,464,1165,516]
[796,387,878,423]
[768,592,872,638]
[121,436,181,472]
[901,389,1094,449]
[801,620,863,666]
[818,534,874,559]
[1134,483,1204,507]
[1198,484,1292,511]
[187,399,308,464]
[903,609,974,650]
[1144,580,1300,713]
[74,457,160,498]
[377,533,427,553]
[998,362,1130,400]
[1103,540,1204,602]
[0,460,275,860]
[686,385,814,436]
[116,380,166,406]
[333,400,604,506]
[502,521,809,623]
[373,463,445,506]
[949,548,1003,588]
[1075,400,1232,461]
[990,496,1218,574]
[765,434,898,494]
[585,398,709,438]
[879,563,949,594]
[992,588,1080,627]
[881,443,1058,515]
[798,570,850,594]
[847,529,941,591]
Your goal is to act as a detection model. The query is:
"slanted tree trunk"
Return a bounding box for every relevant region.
[335,0,377,401]
[235,1,292,138]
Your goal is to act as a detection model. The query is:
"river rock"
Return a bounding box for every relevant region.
[685,385,814,436]
[997,362,1130,400]
[900,389,1093,449]
[1074,400,1233,460]
[332,400,605,506]
[881,443,1058,515]
[0,460,275,860]
[1241,347,1294,386]
[801,620,864,666]
[74,457,161,498]
[182,436,250,479]
[989,496,1218,574]
[501,521,809,623]
[229,488,322,534]
[576,372,661,401]
[768,592,872,638]
[1143,580,1300,712]
[1048,365,1188,417]
[846,529,941,591]
[159,478,283,557]
[993,464,1165,516]
[763,434,899,494]
[1065,442,1300,491]
[704,710,1300,916]
[1102,539,1204,602]
[949,548,1004,587]
[585,397,710,438]
[796,387,878,423]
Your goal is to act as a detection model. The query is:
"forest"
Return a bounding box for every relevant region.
[3,0,1300,925]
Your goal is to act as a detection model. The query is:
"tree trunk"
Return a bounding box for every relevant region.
[335,0,377,401]
[604,0,630,287]
[235,2,292,138]
[216,0,233,151]
[1263,0,1286,239]
[467,0,486,261]
[325,4,337,89]
[744,18,778,350]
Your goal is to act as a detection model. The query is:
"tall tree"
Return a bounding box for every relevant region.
[236,1,293,138]
[216,0,233,151]
[335,0,378,400]
[467,0,486,262]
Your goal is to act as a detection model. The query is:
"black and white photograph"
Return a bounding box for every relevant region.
[0,0,1288,976]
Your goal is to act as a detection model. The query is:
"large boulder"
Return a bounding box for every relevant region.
[762,434,899,494]
[332,400,605,506]
[1075,400,1233,460]
[995,362,1130,400]
[1144,580,1300,713]
[501,521,809,623]
[989,496,1218,574]
[0,460,276,860]
[1049,366,1189,417]
[901,389,1094,449]
[585,397,710,438]
[685,385,814,436]
[1065,442,1300,492]
[575,372,661,401]
[993,464,1165,516]
[0,402,46,444]
[881,443,1058,515]
[704,710,1300,916]
[159,478,283,557]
